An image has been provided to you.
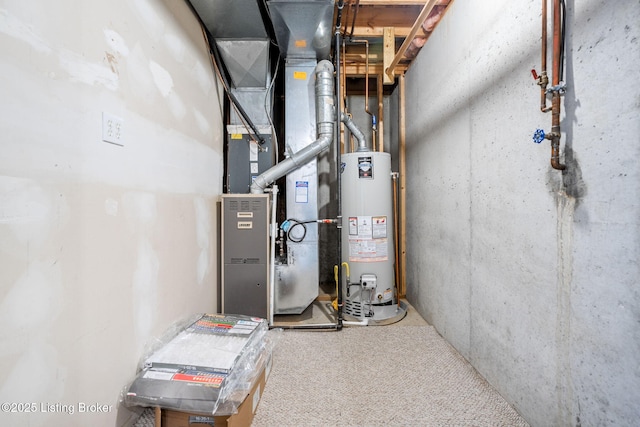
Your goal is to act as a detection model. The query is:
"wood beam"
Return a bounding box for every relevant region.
[343,62,408,77]
[346,5,422,37]
[383,27,395,84]
[387,0,440,79]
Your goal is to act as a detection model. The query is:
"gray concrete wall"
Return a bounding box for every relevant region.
[0,1,223,425]
[404,1,640,426]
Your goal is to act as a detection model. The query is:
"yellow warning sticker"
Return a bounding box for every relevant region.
[231,133,242,140]
[295,39,307,48]
[293,71,307,80]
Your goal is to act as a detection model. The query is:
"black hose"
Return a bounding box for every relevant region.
[283,219,315,243]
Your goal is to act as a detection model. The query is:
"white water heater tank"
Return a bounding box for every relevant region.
[341,151,397,321]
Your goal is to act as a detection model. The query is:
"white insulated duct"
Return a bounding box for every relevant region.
[250,60,335,194]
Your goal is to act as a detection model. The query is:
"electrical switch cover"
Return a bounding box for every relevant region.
[102,112,124,146]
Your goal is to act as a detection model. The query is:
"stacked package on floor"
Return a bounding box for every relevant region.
[124,314,269,415]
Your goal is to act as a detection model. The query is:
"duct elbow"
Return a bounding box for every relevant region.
[315,133,333,154]
[316,59,334,75]
[340,112,368,152]
[250,178,267,194]
[248,59,335,194]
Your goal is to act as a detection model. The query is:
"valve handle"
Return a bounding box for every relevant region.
[531,69,539,80]
[533,129,545,144]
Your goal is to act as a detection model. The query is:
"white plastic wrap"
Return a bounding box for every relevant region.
[123,313,275,415]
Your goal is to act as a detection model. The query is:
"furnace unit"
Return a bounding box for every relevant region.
[220,194,270,319]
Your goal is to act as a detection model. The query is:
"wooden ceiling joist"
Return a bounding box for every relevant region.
[345,5,422,37]
[340,0,453,79]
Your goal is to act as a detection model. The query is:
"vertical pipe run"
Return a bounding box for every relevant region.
[549,0,566,170]
[539,0,551,113]
[398,74,407,297]
[537,0,566,171]
[269,186,278,327]
[392,172,400,307]
[342,40,350,152]
[335,0,345,329]
[378,74,384,152]
[352,39,375,140]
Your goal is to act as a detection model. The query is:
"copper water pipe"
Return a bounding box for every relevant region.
[549,0,566,170]
[392,172,400,307]
[352,39,375,149]
[342,40,353,152]
[538,0,551,113]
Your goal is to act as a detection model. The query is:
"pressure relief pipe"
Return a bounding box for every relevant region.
[250,60,336,194]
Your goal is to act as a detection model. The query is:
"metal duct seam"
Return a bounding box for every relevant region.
[250,60,335,194]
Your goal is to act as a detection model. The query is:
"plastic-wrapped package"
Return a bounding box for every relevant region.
[123,313,272,415]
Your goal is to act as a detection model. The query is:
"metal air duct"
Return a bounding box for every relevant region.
[268,0,334,60]
[189,0,269,39]
[250,60,335,193]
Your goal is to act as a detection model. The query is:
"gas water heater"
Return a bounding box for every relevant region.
[341,151,401,322]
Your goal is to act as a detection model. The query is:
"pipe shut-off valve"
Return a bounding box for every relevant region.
[532,65,567,170]
[531,0,568,171]
[533,128,546,144]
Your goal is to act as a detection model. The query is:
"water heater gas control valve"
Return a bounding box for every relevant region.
[360,274,377,290]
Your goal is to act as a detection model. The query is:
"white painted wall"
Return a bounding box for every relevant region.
[0,1,223,426]
[404,0,640,426]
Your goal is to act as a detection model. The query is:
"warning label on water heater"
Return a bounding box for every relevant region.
[348,215,388,262]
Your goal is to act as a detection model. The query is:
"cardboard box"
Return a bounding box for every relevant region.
[161,357,269,427]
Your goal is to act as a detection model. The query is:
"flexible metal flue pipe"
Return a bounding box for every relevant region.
[351,39,375,129]
[341,112,367,151]
[249,60,336,193]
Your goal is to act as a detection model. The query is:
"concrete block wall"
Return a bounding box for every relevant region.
[0,1,223,425]
[404,0,640,426]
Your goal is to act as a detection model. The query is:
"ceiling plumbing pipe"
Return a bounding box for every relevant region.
[250,60,336,194]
